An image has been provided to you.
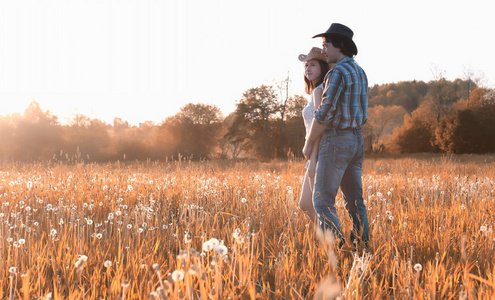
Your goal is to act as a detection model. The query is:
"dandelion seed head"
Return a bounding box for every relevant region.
[171,270,184,282]
[184,233,192,243]
[480,225,487,232]
[241,197,248,203]
[104,260,112,268]
[18,239,25,245]
[9,267,16,274]
[202,240,214,252]
[414,263,422,272]
[215,244,228,256]
[152,263,160,272]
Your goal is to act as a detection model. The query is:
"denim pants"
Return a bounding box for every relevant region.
[313,127,370,247]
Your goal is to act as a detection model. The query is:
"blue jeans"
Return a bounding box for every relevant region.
[313,127,369,247]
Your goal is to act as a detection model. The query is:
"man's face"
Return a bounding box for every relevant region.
[322,39,341,64]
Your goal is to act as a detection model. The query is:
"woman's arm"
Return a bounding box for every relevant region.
[307,87,323,179]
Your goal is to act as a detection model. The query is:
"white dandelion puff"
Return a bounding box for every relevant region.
[233,228,241,239]
[104,260,112,268]
[171,270,184,282]
[202,240,214,252]
[480,226,487,232]
[152,263,160,272]
[414,263,422,272]
[215,244,228,256]
[184,233,192,243]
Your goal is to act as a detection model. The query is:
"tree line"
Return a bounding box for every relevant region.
[1,78,494,163]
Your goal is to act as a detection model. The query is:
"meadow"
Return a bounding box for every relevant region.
[0,154,494,299]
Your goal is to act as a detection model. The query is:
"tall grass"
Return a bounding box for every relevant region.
[0,155,494,299]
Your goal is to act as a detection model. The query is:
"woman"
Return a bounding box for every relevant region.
[298,47,330,222]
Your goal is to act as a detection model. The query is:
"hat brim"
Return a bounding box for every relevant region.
[298,54,326,62]
[312,33,358,56]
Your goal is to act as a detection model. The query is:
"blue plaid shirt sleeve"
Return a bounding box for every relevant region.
[314,68,344,127]
[314,57,368,129]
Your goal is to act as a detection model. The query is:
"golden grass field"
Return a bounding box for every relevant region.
[0,155,494,299]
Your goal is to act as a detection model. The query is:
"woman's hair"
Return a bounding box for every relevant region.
[325,36,355,57]
[304,60,330,95]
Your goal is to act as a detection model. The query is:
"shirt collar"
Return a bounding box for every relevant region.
[335,56,354,65]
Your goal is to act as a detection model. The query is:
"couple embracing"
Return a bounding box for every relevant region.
[298,23,370,249]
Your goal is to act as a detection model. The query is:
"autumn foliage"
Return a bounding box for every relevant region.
[1,79,495,163]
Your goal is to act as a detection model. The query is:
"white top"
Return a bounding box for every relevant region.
[302,83,323,137]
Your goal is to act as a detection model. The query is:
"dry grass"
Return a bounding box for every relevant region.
[0,155,494,299]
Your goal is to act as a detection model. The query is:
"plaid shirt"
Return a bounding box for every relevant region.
[314,56,368,129]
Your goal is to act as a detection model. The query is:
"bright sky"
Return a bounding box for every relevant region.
[1,0,494,126]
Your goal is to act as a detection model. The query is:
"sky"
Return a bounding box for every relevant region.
[1,0,494,126]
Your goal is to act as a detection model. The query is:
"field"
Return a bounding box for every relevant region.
[1,155,494,299]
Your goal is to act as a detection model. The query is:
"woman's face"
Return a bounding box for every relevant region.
[304,59,322,84]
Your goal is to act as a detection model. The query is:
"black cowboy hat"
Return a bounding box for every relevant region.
[313,23,358,56]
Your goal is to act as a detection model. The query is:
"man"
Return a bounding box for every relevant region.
[302,23,369,248]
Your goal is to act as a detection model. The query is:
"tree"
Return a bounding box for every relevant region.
[65,115,111,161]
[434,104,495,154]
[363,105,407,152]
[163,103,223,159]
[226,85,280,160]
[388,101,438,153]
[275,74,291,157]
[11,101,64,161]
[284,94,307,157]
